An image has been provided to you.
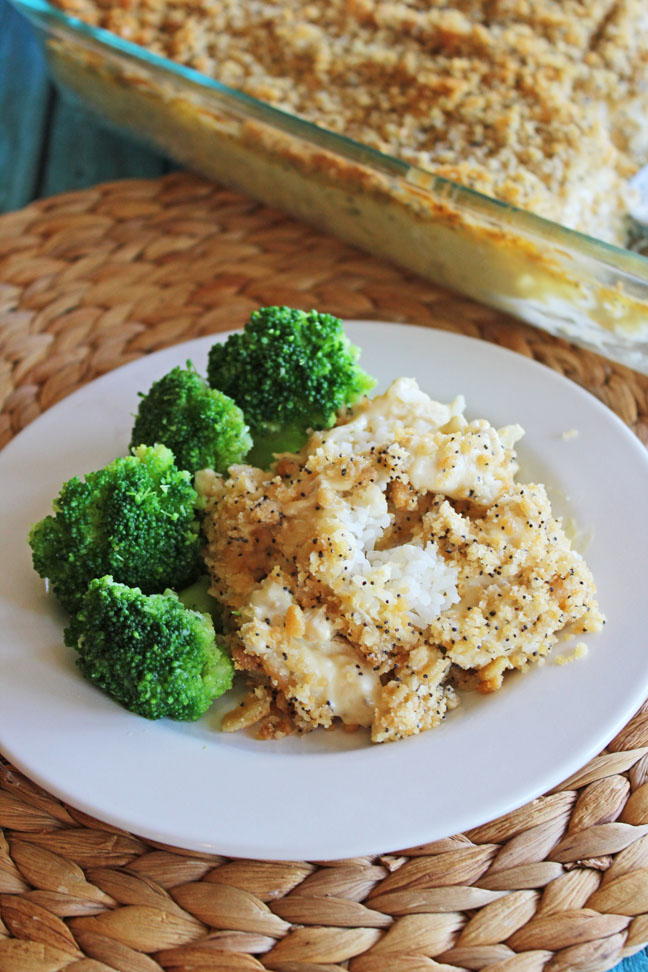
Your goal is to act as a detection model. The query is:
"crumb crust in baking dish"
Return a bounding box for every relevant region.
[52,0,648,244]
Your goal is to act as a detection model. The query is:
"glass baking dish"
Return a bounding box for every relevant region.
[11,0,648,374]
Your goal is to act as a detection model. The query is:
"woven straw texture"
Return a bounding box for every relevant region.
[1,172,648,972]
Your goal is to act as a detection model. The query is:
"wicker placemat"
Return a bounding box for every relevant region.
[1,172,648,972]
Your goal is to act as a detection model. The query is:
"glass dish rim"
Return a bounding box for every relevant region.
[12,0,648,283]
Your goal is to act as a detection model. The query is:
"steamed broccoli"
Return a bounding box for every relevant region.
[130,363,252,474]
[207,306,375,467]
[29,444,202,614]
[65,576,233,720]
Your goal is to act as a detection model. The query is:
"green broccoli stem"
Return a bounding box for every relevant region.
[178,575,224,630]
[246,422,313,468]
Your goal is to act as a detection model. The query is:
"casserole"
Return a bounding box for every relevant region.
[11,0,648,373]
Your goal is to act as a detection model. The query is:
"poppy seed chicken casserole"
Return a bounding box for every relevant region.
[198,378,603,743]
[53,0,648,244]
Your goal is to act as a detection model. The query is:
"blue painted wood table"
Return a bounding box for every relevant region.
[1,3,647,970]
[0,0,175,213]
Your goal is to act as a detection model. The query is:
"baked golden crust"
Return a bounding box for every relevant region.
[53,0,648,241]
[198,379,603,743]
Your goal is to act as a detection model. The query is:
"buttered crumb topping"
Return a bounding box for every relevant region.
[54,0,648,242]
[199,377,603,743]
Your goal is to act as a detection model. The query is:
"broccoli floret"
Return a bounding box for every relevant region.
[207,306,375,467]
[29,444,202,614]
[65,576,233,720]
[130,363,252,474]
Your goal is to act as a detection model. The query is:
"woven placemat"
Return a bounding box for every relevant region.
[1,172,648,972]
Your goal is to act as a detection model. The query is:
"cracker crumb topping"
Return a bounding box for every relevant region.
[199,377,603,742]
[53,0,648,242]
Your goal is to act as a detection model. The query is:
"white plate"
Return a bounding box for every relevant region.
[1,321,647,860]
